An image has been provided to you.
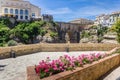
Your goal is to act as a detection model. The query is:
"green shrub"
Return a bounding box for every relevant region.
[81,31,90,38]
[0,43,5,47]
[50,32,58,38]
[97,37,103,43]
[111,19,120,43]
[8,40,18,46]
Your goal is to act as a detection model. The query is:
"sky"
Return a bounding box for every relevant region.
[28,0,120,22]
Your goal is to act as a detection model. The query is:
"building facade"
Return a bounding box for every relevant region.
[94,14,110,27]
[109,12,120,27]
[0,0,41,21]
[42,14,53,22]
[95,11,120,27]
[70,18,94,25]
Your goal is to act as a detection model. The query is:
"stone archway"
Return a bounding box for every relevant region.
[67,30,72,40]
[65,30,80,43]
[57,22,84,43]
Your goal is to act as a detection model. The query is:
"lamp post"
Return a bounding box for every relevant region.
[10,49,16,58]
[65,33,70,52]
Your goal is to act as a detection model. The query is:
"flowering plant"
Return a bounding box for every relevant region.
[35,53,107,79]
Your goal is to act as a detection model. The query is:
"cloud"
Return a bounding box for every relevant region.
[29,0,120,21]
[43,7,72,15]
[69,0,88,2]
[74,6,110,16]
[52,5,120,21]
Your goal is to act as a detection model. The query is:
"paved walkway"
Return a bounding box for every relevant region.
[0,51,119,80]
[103,67,120,80]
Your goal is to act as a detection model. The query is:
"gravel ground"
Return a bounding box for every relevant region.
[0,51,120,80]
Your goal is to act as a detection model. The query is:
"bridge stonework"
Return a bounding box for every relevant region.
[56,22,90,43]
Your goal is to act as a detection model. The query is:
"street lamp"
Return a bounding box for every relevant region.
[10,49,16,58]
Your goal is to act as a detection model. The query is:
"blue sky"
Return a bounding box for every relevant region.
[28,0,120,22]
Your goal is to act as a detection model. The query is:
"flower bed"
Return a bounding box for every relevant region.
[27,54,120,80]
[35,53,107,79]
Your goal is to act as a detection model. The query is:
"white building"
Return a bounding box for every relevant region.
[109,12,120,27]
[95,11,120,27]
[0,0,41,21]
[94,14,110,27]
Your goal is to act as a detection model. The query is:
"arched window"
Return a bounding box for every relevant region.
[15,9,18,14]
[25,10,28,15]
[10,9,13,14]
[25,16,28,20]
[20,9,23,15]
[20,15,23,19]
[15,15,18,19]
[32,13,35,18]
[4,8,8,14]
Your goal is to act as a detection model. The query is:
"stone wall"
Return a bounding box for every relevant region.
[27,54,120,80]
[0,44,41,59]
[0,43,120,59]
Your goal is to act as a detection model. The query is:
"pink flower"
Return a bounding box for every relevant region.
[53,67,58,70]
[45,69,49,73]
[35,53,107,79]
[35,65,41,74]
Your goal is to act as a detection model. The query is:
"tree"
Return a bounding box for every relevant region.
[0,17,12,28]
[10,22,29,43]
[111,19,120,43]
[96,25,108,43]
[11,21,46,44]
[0,17,59,46]
[0,23,10,46]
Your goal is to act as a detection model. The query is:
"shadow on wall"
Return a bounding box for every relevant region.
[98,64,120,80]
[116,77,120,80]
[0,65,7,71]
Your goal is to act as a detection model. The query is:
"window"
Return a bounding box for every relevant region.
[25,4,28,6]
[15,15,18,19]
[25,10,28,15]
[20,9,23,15]
[113,18,114,22]
[10,9,13,14]
[4,8,8,14]
[117,14,119,17]
[20,16,23,19]
[15,9,18,14]
[25,16,28,20]
[32,13,35,17]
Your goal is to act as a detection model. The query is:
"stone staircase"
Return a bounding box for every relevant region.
[102,32,118,44]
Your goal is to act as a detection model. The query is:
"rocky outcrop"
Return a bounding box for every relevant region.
[102,32,118,44]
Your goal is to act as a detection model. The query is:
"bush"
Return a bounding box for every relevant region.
[50,32,58,38]
[97,37,103,43]
[0,43,5,47]
[8,40,18,46]
[81,31,90,38]
[111,19,120,43]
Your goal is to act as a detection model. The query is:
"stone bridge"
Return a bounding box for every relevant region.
[56,22,92,43]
